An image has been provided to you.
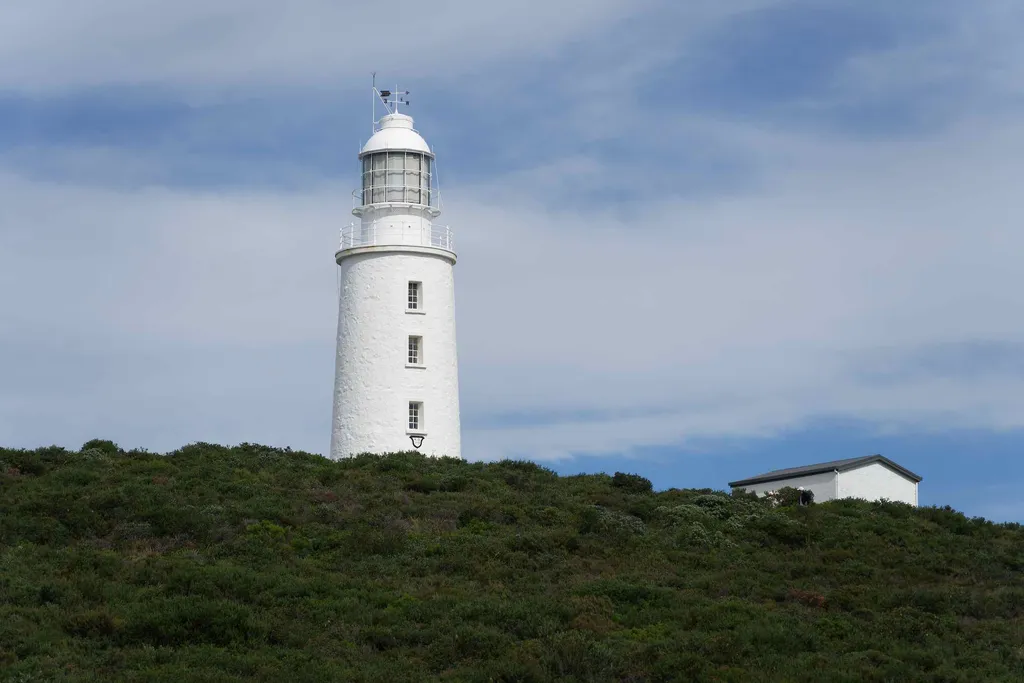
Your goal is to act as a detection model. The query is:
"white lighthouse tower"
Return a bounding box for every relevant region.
[330,85,461,459]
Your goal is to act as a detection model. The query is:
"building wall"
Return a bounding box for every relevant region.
[734,470,838,502]
[331,249,461,460]
[837,462,917,505]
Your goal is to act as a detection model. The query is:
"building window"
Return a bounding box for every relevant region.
[407,281,421,310]
[408,336,422,365]
[408,401,422,431]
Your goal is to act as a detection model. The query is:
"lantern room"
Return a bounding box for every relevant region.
[357,113,436,210]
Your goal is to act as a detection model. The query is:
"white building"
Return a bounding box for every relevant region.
[728,455,921,506]
[330,86,461,459]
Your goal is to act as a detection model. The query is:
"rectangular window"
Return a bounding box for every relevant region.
[407,281,421,310]
[405,153,421,204]
[386,153,405,202]
[408,401,422,431]
[362,157,371,203]
[422,157,432,206]
[370,154,386,203]
[408,336,422,365]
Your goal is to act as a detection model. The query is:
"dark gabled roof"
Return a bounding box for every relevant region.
[728,454,922,488]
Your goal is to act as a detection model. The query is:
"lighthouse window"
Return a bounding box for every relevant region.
[408,336,422,365]
[421,156,432,205]
[408,402,422,431]
[370,154,386,203]
[406,154,421,204]
[407,281,421,310]
[386,153,405,202]
[361,152,432,206]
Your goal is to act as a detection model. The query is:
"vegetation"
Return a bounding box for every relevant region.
[1,440,1023,682]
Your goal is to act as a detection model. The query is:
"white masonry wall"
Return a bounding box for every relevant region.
[837,462,918,506]
[734,470,839,502]
[330,249,461,459]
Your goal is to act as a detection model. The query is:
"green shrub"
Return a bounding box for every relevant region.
[657,504,710,525]
[764,486,808,508]
[0,441,1020,681]
[62,609,123,638]
[404,477,439,494]
[80,439,120,455]
[578,506,646,537]
[124,597,265,647]
[611,471,653,493]
[692,493,736,519]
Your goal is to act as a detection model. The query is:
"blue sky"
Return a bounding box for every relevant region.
[1,0,1023,521]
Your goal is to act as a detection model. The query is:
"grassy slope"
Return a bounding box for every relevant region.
[1,441,1022,682]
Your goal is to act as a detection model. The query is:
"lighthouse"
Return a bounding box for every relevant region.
[330,85,462,459]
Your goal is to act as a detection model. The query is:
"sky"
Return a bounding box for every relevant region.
[1,0,1023,521]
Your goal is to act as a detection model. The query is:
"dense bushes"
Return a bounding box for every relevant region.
[611,471,653,493]
[0,441,1022,681]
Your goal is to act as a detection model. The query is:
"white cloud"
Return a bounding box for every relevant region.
[0,173,343,347]
[784,2,1024,124]
[448,114,1024,459]
[0,0,679,92]
[2,0,1024,461]
[2,104,1023,457]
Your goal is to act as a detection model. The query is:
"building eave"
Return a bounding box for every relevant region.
[728,454,922,488]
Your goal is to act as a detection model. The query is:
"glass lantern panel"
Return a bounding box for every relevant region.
[422,157,432,206]
[362,152,436,205]
[370,153,386,203]
[406,171,421,204]
[362,159,372,203]
[385,153,403,201]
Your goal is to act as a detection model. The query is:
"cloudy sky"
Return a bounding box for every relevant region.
[2,1,1022,520]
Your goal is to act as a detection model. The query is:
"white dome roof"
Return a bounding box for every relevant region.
[360,113,432,156]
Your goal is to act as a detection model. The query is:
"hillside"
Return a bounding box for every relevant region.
[1,441,1022,682]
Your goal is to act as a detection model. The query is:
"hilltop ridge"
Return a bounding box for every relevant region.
[1,441,1022,681]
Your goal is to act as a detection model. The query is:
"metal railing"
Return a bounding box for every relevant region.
[352,186,442,211]
[339,222,455,252]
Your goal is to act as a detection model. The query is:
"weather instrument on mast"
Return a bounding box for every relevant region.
[370,73,411,130]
